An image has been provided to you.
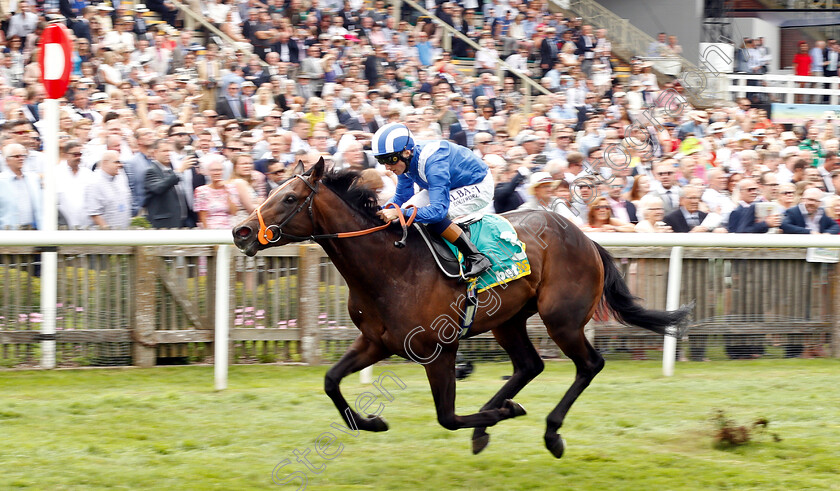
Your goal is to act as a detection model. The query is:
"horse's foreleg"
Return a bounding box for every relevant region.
[424,351,527,433]
[472,315,544,454]
[325,334,391,432]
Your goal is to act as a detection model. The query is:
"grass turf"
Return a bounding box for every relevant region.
[0,360,838,490]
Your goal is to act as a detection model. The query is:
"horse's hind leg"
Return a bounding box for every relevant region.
[324,334,392,432]
[471,310,544,454]
[424,350,528,433]
[542,314,605,458]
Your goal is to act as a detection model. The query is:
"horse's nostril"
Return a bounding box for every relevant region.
[236,226,252,238]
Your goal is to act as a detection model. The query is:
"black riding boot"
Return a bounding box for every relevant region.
[452,234,492,278]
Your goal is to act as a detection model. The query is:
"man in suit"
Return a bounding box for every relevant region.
[169,124,206,228]
[471,72,497,106]
[540,27,559,76]
[781,188,840,234]
[450,112,479,149]
[824,40,839,103]
[727,178,759,233]
[123,128,156,217]
[0,143,41,229]
[647,161,681,214]
[663,185,727,233]
[143,140,187,228]
[299,44,325,96]
[216,82,247,121]
[729,178,782,233]
[197,44,223,112]
[337,95,365,131]
[605,175,637,224]
[244,58,271,87]
[493,163,530,213]
[170,31,194,71]
[273,31,300,65]
[575,24,596,76]
[364,45,388,87]
[71,6,95,43]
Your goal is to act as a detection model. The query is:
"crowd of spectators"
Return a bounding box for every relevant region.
[0,0,838,237]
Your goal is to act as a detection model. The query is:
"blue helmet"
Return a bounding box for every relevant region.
[371,123,415,158]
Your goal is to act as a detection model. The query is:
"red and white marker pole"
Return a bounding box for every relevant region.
[38,24,72,369]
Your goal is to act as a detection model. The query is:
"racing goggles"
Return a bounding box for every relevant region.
[376,152,402,166]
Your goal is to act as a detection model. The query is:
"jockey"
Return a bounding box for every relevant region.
[372,122,493,278]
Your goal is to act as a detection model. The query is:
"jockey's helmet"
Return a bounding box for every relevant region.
[371,123,415,165]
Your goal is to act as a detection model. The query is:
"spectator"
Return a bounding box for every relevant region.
[493,164,530,213]
[702,168,736,222]
[194,159,237,229]
[451,112,479,149]
[124,128,156,217]
[144,140,187,229]
[634,195,671,233]
[828,196,840,230]
[217,82,247,120]
[85,151,131,229]
[781,188,840,234]
[264,159,290,191]
[793,42,812,103]
[517,171,580,225]
[663,186,726,233]
[819,151,838,192]
[731,179,783,233]
[605,175,637,224]
[581,196,635,232]
[728,178,759,233]
[625,174,650,210]
[7,2,38,40]
[648,161,680,214]
[648,32,667,57]
[775,182,796,211]
[228,153,267,222]
[57,140,94,229]
[0,143,41,229]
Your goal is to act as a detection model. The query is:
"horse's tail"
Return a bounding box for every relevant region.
[595,242,692,336]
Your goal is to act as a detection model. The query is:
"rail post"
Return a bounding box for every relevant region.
[663,246,684,376]
[214,244,231,390]
[131,246,157,367]
[298,244,322,365]
[832,261,840,358]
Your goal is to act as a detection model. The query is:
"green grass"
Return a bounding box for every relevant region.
[0,360,838,490]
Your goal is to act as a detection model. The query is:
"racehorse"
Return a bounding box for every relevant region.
[232,158,691,458]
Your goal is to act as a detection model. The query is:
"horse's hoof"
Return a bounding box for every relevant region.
[361,415,389,432]
[544,433,566,459]
[503,399,527,418]
[472,433,490,454]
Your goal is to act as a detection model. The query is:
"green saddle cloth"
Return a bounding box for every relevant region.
[445,215,531,293]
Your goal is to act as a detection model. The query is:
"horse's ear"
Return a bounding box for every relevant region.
[293,160,305,176]
[310,157,325,182]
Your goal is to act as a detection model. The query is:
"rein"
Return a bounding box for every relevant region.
[254,174,418,246]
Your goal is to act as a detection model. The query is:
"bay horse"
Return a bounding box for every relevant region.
[232,159,691,458]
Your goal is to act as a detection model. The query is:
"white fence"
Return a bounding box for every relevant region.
[727,73,840,104]
[2,230,840,387]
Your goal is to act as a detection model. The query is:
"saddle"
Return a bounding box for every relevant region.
[415,222,474,279]
[416,215,532,339]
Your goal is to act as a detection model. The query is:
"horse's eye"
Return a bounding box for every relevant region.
[285,195,297,204]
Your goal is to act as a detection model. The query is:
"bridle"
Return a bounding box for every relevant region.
[254,174,417,247]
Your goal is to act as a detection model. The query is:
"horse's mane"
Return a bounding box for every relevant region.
[320,168,381,221]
